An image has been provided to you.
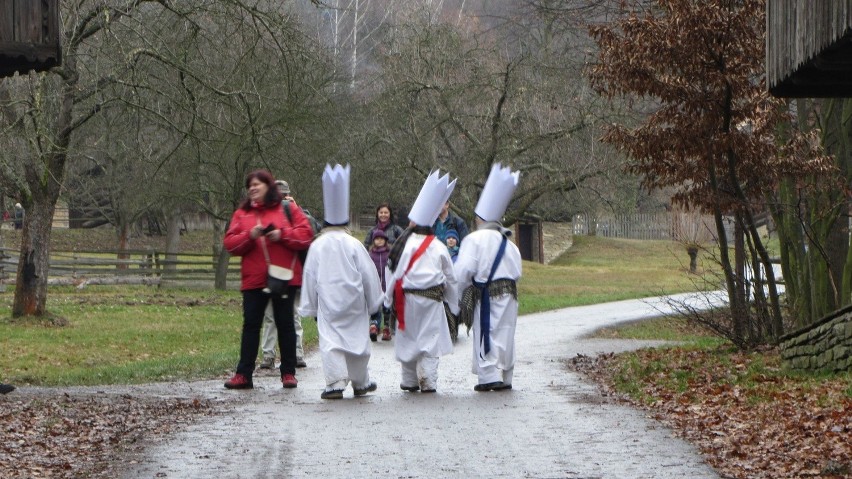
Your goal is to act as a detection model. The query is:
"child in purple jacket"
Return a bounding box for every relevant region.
[368,229,393,341]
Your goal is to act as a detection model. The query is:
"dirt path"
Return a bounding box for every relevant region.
[120,292,724,478]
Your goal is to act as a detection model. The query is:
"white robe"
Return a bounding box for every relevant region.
[453,229,522,380]
[299,229,383,386]
[384,233,460,363]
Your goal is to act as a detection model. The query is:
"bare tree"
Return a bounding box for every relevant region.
[343,2,618,224]
[0,0,339,314]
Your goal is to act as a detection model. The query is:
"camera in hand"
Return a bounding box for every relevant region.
[262,224,275,234]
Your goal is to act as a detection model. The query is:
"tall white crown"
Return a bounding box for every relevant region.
[475,163,520,222]
[322,164,350,225]
[408,170,457,227]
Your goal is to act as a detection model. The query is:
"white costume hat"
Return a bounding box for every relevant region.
[408,170,457,227]
[475,163,520,222]
[322,164,350,225]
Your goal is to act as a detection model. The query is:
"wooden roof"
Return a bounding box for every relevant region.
[0,0,61,78]
[767,0,852,97]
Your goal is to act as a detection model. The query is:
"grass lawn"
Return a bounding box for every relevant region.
[520,235,715,314]
[0,233,714,386]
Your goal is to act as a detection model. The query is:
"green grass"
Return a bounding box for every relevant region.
[0,234,716,387]
[0,286,319,386]
[592,315,727,347]
[518,235,716,315]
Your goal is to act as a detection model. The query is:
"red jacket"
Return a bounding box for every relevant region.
[224,201,313,291]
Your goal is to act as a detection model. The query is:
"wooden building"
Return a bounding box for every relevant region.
[0,0,61,78]
[515,219,544,263]
[767,0,852,97]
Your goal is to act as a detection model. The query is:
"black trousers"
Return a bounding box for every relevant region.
[237,287,297,377]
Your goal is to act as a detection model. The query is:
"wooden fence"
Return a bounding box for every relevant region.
[0,248,242,289]
[572,212,746,241]
[572,213,674,240]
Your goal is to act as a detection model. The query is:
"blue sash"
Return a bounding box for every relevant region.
[473,235,507,357]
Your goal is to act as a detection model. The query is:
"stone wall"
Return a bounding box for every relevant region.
[779,306,852,372]
[542,222,573,264]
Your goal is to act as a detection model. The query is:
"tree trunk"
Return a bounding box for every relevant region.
[12,57,74,317]
[732,214,747,342]
[117,222,130,270]
[12,198,57,317]
[687,246,698,273]
[213,218,229,290]
[165,210,182,273]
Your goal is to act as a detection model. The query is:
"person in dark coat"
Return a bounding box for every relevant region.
[363,203,404,248]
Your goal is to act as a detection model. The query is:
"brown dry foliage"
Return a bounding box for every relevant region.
[571,347,852,479]
[0,393,214,478]
[587,0,835,212]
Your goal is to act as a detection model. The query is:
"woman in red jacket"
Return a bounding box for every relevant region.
[223,169,314,389]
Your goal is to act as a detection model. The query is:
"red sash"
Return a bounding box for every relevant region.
[393,235,435,331]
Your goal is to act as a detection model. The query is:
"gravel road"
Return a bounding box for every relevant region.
[120,292,724,479]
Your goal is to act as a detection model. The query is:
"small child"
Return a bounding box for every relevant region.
[368,229,394,341]
[445,229,460,262]
[298,164,384,399]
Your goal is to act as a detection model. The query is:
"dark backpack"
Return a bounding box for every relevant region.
[283,201,322,265]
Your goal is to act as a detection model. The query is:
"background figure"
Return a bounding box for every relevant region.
[259,180,309,369]
[13,203,23,230]
[259,296,307,369]
[445,229,460,262]
[299,164,383,400]
[368,228,393,341]
[363,202,405,248]
[222,169,313,390]
[433,201,469,244]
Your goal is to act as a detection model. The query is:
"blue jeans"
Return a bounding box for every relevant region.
[370,307,394,332]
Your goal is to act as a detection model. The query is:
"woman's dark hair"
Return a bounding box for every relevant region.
[239,169,282,211]
[375,202,395,224]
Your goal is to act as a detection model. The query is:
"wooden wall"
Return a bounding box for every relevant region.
[0,0,61,77]
[767,0,852,97]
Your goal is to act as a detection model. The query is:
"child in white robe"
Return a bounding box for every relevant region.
[454,163,522,391]
[298,164,384,399]
[385,170,459,392]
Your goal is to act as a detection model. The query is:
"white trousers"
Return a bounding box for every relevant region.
[261,294,304,360]
[323,352,371,391]
[400,355,440,391]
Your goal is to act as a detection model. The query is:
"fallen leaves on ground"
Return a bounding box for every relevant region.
[570,347,852,479]
[0,393,214,478]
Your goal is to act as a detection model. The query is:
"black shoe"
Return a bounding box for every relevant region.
[0,383,15,394]
[421,388,436,393]
[320,389,344,399]
[492,383,512,391]
[400,384,420,392]
[473,381,504,392]
[353,382,378,396]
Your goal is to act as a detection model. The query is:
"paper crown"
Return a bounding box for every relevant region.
[322,164,350,225]
[408,170,457,227]
[474,163,520,222]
